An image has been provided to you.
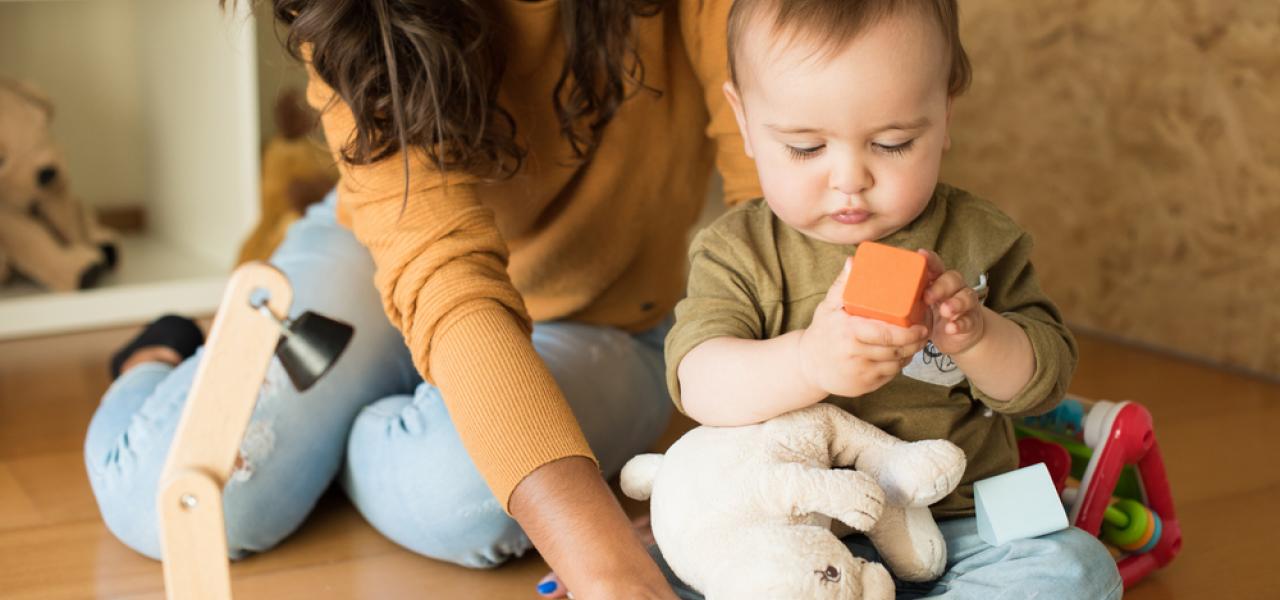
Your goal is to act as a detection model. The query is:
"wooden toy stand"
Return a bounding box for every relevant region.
[156,262,293,600]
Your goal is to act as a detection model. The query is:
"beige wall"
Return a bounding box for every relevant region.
[941,0,1280,377]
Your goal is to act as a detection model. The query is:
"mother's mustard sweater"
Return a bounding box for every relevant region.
[305,0,760,509]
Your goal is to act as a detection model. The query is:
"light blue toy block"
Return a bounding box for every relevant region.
[974,463,1069,546]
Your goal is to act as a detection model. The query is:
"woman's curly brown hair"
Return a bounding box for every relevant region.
[227,0,665,183]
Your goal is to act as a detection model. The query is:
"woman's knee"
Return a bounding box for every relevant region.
[89,410,332,562]
[96,487,300,562]
[92,485,165,560]
[344,394,531,568]
[91,466,319,561]
[403,497,531,569]
[221,505,308,559]
[346,459,530,569]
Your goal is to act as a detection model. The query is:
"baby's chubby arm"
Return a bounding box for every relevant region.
[677,331,818,426]
[679,258,929,426]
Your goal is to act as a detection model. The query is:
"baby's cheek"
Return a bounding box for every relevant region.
[760,178,815,222]
[756,160,797,196]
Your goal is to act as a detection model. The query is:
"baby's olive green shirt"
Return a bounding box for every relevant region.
[665,183,1077,517]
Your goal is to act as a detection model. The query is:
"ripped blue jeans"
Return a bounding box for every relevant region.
[84,192,674,568]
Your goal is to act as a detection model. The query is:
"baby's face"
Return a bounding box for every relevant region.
[727,10,953,245]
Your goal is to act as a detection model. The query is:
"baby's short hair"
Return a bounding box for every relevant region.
[727,0,971,97]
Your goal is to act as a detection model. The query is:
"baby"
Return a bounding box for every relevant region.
[660,0,1121,597]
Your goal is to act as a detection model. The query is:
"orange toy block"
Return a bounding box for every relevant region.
[841,241,929,327]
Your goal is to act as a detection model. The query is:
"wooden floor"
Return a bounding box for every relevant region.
[1,326,1276,599]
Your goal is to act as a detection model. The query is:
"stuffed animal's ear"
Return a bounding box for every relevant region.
[2,79,55,119]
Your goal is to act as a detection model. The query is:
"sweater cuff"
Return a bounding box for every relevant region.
[970,313,1071,416]
[429,305,598,512]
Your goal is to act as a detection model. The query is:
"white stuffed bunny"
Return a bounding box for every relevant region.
[622,403,966,600]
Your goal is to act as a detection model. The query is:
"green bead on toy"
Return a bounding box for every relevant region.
[1124,512,1157,552]
[1102,499,1148,547]
[1102,499,1162,553]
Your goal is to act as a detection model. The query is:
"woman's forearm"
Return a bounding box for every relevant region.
[509,456,676,600]
[677,332,825,426]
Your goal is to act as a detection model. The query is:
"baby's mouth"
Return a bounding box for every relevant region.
[830,208,871,225]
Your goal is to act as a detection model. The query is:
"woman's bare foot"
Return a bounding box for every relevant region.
[118,345,183,374]
[109,315,204,379]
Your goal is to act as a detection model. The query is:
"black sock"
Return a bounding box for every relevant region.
[109,315,204,379]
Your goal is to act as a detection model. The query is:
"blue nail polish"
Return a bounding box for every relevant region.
[537,580,558,595]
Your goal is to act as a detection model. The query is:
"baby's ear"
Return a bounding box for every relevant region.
[942,97,954,151]
[722,81,754,158]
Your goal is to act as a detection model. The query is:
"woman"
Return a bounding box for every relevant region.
[86,1,758,597]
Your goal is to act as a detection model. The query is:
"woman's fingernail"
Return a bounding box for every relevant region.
[537,579,558,595]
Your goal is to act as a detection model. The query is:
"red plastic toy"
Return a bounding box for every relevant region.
[1018,397,1182,589]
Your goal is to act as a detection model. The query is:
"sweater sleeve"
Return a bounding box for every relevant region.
[665,225,767,413]
[305,63,595,512]
[970,231,1079,417]
[680,0,762,206]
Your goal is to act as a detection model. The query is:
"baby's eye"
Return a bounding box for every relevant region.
[786,144,825,161]
[873,139,915,156]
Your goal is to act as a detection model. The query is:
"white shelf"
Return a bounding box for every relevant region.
[0,234,229,338]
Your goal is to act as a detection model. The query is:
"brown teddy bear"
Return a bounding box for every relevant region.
[236,88,337,264]
[0,78,117,291]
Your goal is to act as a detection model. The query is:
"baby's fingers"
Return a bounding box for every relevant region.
[924,270,967,306]
[938,287,979,319]
[945,312,978,335]
[849,317,928,348]
[918,249,946,279]
[855,356,910,386]
[849,343,904,363]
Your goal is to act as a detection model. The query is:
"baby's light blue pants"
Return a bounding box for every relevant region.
[652,506,1123,599]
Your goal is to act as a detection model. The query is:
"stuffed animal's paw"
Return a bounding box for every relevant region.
[869,505,948,582]
[831,470,886,532]
[872,440,965,507]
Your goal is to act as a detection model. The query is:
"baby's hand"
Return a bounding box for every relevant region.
[798,258,930,398]
[919,249,986,356]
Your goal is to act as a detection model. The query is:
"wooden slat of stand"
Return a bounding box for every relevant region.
[159,470,231,599]
[157,263,293,600]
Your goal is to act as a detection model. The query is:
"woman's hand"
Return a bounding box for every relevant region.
[798,257,930,398]
[510,457,676,600]
[536,515,656,598]
[918,249,986,356]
